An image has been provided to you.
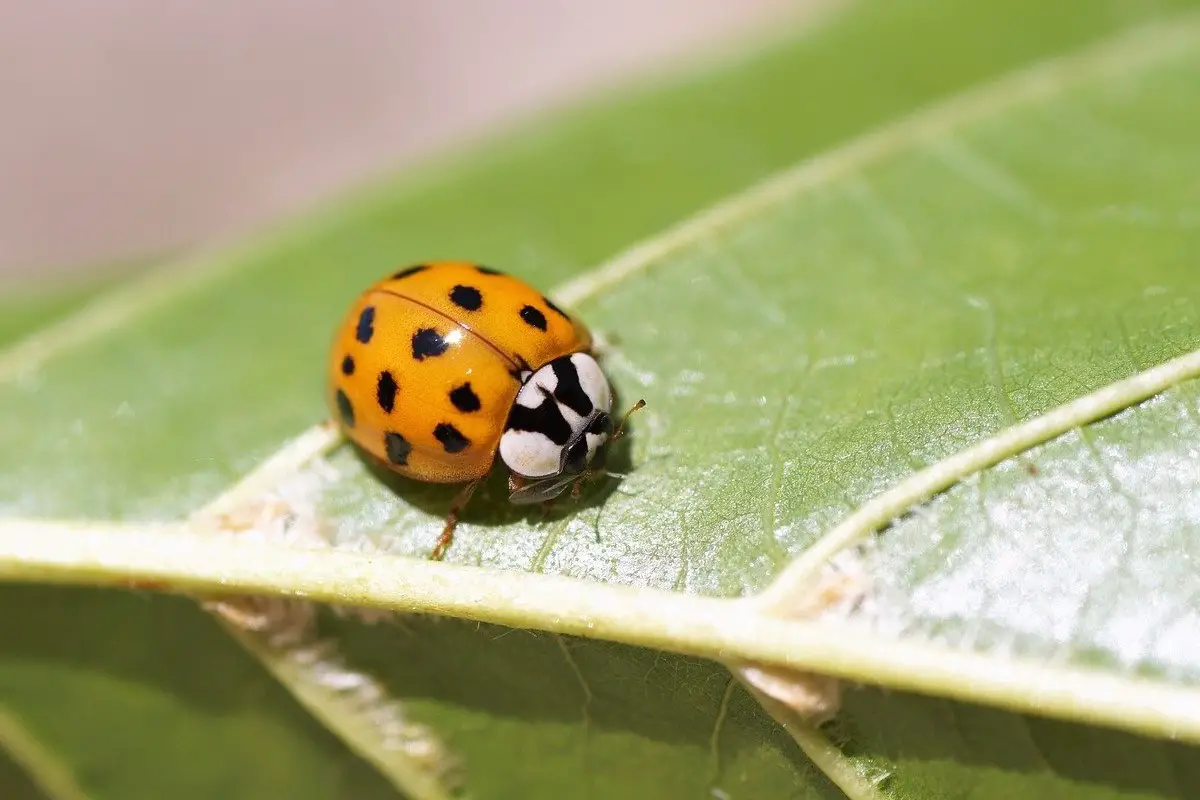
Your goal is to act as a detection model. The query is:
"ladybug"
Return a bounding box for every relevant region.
[327,261,643,559]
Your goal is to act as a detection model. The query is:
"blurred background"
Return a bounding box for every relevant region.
[0,0,799,282]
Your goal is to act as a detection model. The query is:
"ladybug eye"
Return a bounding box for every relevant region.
[563,438,588,475]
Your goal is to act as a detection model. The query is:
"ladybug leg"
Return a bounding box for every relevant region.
[431,478,482,561]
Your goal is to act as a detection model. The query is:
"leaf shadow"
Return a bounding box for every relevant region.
[832,686,1200,796]
[327,611,842,796]
[347,407,639,532]
[0,585,396,799]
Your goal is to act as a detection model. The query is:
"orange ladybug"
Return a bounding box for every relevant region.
[327,261,642,559]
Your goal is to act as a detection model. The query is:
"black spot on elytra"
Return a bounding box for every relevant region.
[335,389,355,428]
[376,370,398,413]
[411,328,449,360]
[340,355,355,376]
[506,393,571,445]
[475,265,503,275]
[543,295,571,322]
[550,357,593,416]
[391,264,428,280]
[434,423,470,453]
[384,432,411,465]
[355,306,376,344]
[449,284,483,311]
[519,305,548,331]
[449,382,481,412]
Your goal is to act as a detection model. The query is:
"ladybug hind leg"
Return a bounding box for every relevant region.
[430,477,483,561]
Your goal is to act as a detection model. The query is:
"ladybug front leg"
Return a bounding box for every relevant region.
[431,477,482,561]
[570,476,587,502]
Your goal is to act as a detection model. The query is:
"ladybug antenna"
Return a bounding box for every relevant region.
[610,399,646,443]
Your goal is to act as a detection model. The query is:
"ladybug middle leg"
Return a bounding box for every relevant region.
[570,476,588,502]
[431,477,482,561]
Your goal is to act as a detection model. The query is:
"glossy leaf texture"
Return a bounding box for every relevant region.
[3,1,1200,798]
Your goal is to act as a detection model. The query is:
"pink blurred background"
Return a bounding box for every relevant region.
[0,1,795,280]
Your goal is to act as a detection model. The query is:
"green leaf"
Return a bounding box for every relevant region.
[0,585,402,800]
[4,1,1200,798]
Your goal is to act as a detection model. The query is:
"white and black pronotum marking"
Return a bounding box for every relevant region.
[499,352,613,502]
